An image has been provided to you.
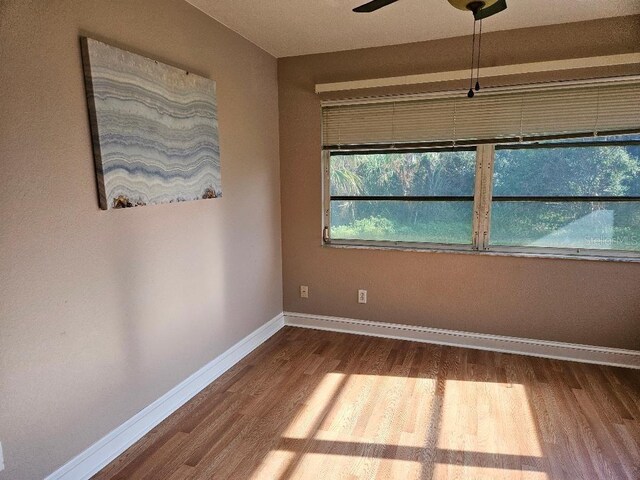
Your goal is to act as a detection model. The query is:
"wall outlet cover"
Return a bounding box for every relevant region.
[358,290,367,304]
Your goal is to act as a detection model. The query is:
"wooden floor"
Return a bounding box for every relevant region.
[94,327,640,480]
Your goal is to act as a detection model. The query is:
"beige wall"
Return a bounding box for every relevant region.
[0,1,281,478]
[279,17,640,350]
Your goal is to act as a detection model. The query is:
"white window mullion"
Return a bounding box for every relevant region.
[472,144,495,251]
[480,145,495,250]
[471,146,484,250]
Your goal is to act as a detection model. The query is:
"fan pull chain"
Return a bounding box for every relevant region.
[468,19,476,98]
[475,19,482,91]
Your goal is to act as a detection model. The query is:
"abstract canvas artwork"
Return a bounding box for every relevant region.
[80,37,221,210]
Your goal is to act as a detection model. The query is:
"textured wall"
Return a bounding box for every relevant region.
[0,1,281,478]
[279,17,640,350]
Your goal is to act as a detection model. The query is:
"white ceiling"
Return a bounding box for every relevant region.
[186,0,640,58]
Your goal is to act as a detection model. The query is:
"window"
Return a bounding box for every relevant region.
[329,149,476,246]
[489,136,640,253]
[324,136,640,258]
[321,79,640,259]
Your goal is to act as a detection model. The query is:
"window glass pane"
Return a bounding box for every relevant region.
[494,140,640,197]
[491,138,640,252]
[330,150,476,197]
[490,202,640,251]
[330,200,473,244]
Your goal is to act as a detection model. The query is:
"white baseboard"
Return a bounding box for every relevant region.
[45,313,285,480]
[284,312,640,369]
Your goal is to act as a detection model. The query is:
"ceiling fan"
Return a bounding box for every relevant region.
[352,0,508,97]
[353,0,507,20]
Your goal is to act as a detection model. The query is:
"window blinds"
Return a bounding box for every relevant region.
[321,79,640,149]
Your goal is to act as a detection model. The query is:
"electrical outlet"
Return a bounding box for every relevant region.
[0,441,4,472]
[358,289,367,304]
[300,285,309,298]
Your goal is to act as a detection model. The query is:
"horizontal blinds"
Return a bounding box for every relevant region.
[321,80,640,148]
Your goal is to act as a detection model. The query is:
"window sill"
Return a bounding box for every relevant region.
[323,241,640,263]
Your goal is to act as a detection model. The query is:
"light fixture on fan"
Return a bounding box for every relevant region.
[352,0,508,98]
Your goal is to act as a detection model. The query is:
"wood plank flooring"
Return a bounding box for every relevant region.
[93,327,640,479]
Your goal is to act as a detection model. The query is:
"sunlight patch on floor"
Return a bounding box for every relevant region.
[433,463,549,480]
[438,379,543,458]
[287,451,419,479]
[321,373,438,446]
[249,449,296,480]
[282,372,346,439]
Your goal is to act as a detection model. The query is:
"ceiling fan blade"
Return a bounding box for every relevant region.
[353,0,399,13]
[474,0,506,20]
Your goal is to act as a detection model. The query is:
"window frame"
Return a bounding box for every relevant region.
[322,141,640,262]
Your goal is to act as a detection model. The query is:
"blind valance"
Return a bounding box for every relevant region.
[321,79,640,149]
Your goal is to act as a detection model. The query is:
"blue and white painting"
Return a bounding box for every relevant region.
[81,37,221,210]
